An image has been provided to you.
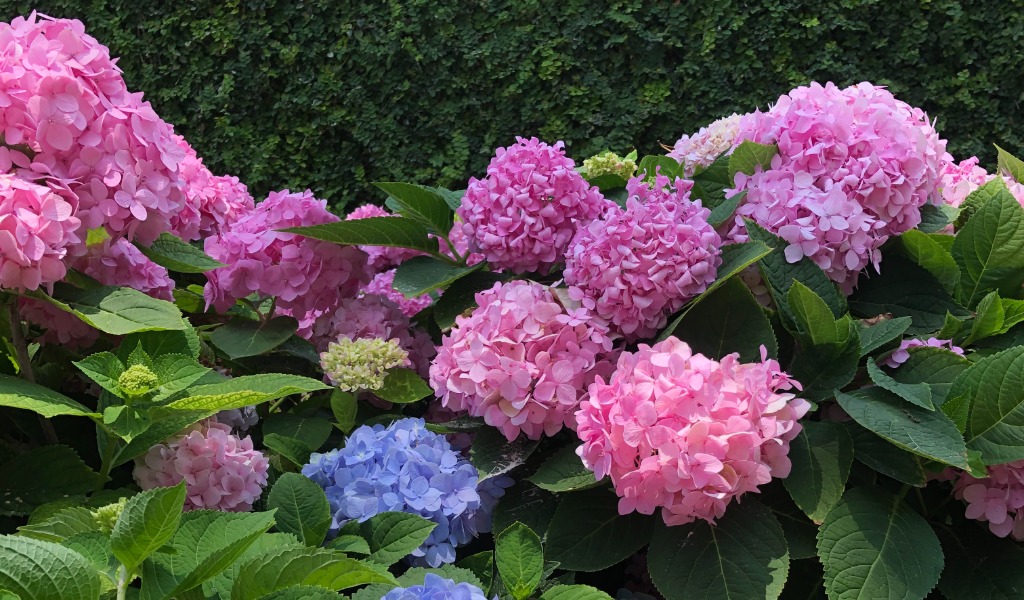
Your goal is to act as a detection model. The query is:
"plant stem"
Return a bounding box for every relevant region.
[96,428,118,493]
[6,297,58,444]
[115,565,128,600]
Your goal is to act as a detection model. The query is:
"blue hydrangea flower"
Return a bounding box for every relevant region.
[302,418,511,566]
[382,574,489,600]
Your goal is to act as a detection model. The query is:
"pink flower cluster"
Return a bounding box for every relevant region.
[0,173,80,290]
[203,189,369,331]
[363,269,434,317]
[564,175,722,341]
[575,337,810,526]
[134,420,270,512]
[456,137,610,274]
[667,113,743,177]
[430,280,615,441]
[938,156,1024,208]
[727,82,947,292]
[346,204,425,270]
[952,460,1024,540]
[169,135,254,241]
[884,337,964,368]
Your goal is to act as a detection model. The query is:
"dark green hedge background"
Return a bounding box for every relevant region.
[4,0,1022,207]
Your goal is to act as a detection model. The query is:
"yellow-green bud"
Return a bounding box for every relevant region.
[118,364,159,398]
[319,337,409,392]
[583,151,637,179]
[91,497,127,534]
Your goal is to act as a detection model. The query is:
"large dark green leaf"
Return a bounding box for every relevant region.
[949,346,1024,464]
[210,316,299,359]
[849,255,969,334]
[951,184,1024,308]
[45,284,186,335]
[282,217,439,253]
[393,256,482,297]
[136,232,226,273]
[782,421,853,523]
[545,488,656,572]
[376,182,454,235]
[669,277,777,361]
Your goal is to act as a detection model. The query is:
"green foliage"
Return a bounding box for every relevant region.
[495,523,544,600]
[0,446,103,516]
[526,444,600,493]
[110,481,187,571]
[210,316,299,360]
[136,233,226,273]
[544,488,655,572]
[0,535,102,599]
[782,421,853,524]
[267,474,331,547]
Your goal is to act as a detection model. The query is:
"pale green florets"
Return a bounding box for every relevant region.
[319,337,409,392]
[117,364,159,398]
[583,151,637,179]
[91,497,127,533]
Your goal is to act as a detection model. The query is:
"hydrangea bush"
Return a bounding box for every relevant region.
[3,13,1024,600]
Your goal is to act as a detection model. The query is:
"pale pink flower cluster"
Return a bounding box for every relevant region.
[0,14,187,245]
[575,337,810,526]
[363,269,434,317]
[134,420,269,512]
[456,137,610,274]
[0,173,80,290]
[168,135,254,241]
[667,113,743,177]
[309,293,436,377]
[203,189,369,331]
[345,204,425,270]
[429,280,616,441]
[938,156,1024,209]
[952,460,1024,540]
[884,337,964,368]
[727,82,947,292]
[564,175,722,341]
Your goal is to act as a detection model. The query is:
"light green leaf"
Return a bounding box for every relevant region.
[867,360,934,410]
[458,552,494,595]
[204,534,304,599]
[527,444,600,493]
[0,375,99,419]
[395,565,485,588]
[151,354,211,401]
[637,155,680,180]
[817,488,943,600]
[282,216,439,253]
[256,586,341,600]
[545,488,656,572]
[952,185,1024,308]
[162,374,330,412]
[996,144,1024,183]
[669,277,777,361]
[0,446,103,517]
[267,474,331,547]
[392,256,482,297]
[788,280,848,345]
[0,535,101,600]
[539,585,614,600]
[900,230,959,293]
[375,368,432,404]
[952,346,1024,464]
[63,532,118,592]
[330,390,357,433]
[123,328,201,360]
[470,428,540,482]
[783,421,854,524]
[648,500,788,600]
[327,535,370,556]
[136,232,226,273]
[17,506,99,542]
[375,182,454,234]
[965,291,1005,345]
[360,512,436,566]
[857,317,912,356]
[263,434,315,468]
[729,141,778,178]
[47,284,186,335]
[110,481,187,571]
[231,546,396,599]
[495,523,544,600]
[73,352,125,396]
[849,255,969,334]
[210,317,299,359]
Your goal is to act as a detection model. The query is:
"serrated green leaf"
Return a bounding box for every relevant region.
[817,488,943,600]
[0,446,103,517]
[231,546,396,599]
[262,414,331,453]
[458,552,494,595]
[761,488,819,560]
[204,533,303,599]
[857,317,912,356]
[890,346,971,407]
[263,434,314,468]
[136,232,226,273]
[788,280,848,345]
[849,254,969,334]
[539,585,614,600]
[844,423,928,486]
[493,484,556,542]
[707,190,744,228]
[867,360,934,410]
[648,500,788,600]
[151,354,211,401]
[123,328,201,360]
[729,140,778,178]
[210,317,298,360]
[999,298,1024,335]
[938,525,1024,600]
[637,155,680,180]
[256,585,340,600]
[110,481,187,571]
[360,512,436,566]
[0,535,102,600]
[495,523,544,600]
[783,421,854,524]
[966,291,1005,345]
[951,346,1024,464]
[281,217,439,253]
[392,256,482,297]
[375,368,432,404]
[327,535,369,555]
[545,488,656,572]
[162,374,329,412]
[0,375,100,419]
[396,565,485,589]
[900,229,959,293]
[996,144,1024,183]
[527,444,600,493]
[788,323,860,402]
[470,428,539,482]
[329,390,357,433]
[669,277,777,361]
[17,507,99,542]
[63,532,118,592]
[267,474,330,547]
[46,284,186,335]
[73,351,125,396]
[375,182,454,235]
[952,185,1024,308]
[916,203,957,234]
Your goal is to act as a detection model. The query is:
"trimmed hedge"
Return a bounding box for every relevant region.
[4,0,1022,207]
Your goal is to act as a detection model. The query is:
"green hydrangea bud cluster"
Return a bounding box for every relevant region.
[319,337,409,392]
[583,150,637,179]
[91,497,127,534]
[117,364,159,398]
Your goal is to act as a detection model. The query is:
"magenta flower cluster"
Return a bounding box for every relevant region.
[575,337,810,526]
[952,460,1024,540]
[363,269,434,317]
[726,82,947,291]
[430,280,615,441]
[938,155,1024,209]
[564,174,722,341]
[456,136,610,274]
[883,337,964,368]
[133,420,270,512]
[0,173,80,290]
[169,134,254,241]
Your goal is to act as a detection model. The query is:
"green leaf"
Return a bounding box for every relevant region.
[375,182,454,234]
[539,585,614,600]
[493,485,556,542]
[952,185,1024,308]
[256,586,341,600]
[965,291,1005,345]
[916,203,957,234]
[648,500,788,600]
[545,488,656,572]
[47,284,186,335]
[110,481,187,571]
[938,526,1024,600]
[151,354,212,401]
[63,532,118,592]
[867,360,934,410]
[996,144,1024,182]
[162,374,329,412]
[140,510,276,600]
[0,446,103,516]
[395,565,485,588]
[231,546,396,599]
[267,474,331,547]
[900,230,959,292]
[17,507,100,542]
[817,488,943,600]
[263,434,315,468]
[857,317,912,356]
[669,277,777,361]
[73,351,125,396]
[433,271,508,330]
[707,191,744,228]
[788,280,849,345]
[359,512,436,566]
[330,390,357,433]
[836,387,970,469]
[844,423,928,486]
[788,323,861,402]
[890,346,971,407]
[729,140,778,178]
[458,552,494,595]
[495,523,544,600]
[327,535,370,555]
[470,428,540,482]
[375,368,432,404]
[392,256,482,297]
[783,421,854,524]
[136,232,227,273]
[0,535,101,600]
[762,488,819,560]
[262,414,332,453]
[0,375,99,419]
[123,328,202,360]
[204,533,304,599]
[210,317,299,359]
[527,444,600,493]
[955,177,1008,229]
[951,346,1024,464]
[849,254,969,334]
[281,217,439,253]
[999,298,1024,335]
[637,155,680,180]
[937,311,966,340]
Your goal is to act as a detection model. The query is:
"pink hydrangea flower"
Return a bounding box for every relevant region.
[937,156,1024,209]
[0,173,80,291]
[564,174,722,341]
[168,135,254,240]
[667,113,743,177]
[952,460,1024,540]
[430,280,616,441]
[345,204,425,270]
[441,219,484,267]
[363,269,434,317]
[456,137,611,274]
[726,82,947,292]
[134,420,269,512]
[575,337,810,526]
[203,189,369,331]
[883,337,964,368]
